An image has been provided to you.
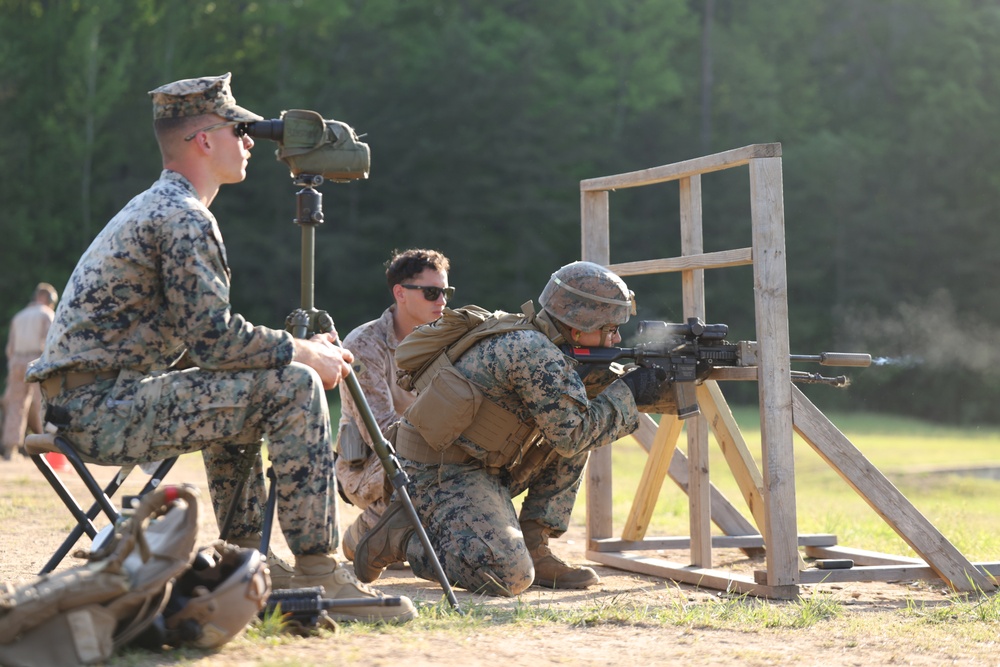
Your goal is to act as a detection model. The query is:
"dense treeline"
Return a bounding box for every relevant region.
[2,0,999,424]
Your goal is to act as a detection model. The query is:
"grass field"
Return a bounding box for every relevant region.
[7,402,996,666]
[325,397,1000,562]
[235,402,1000,666]
[588,405,1000,562]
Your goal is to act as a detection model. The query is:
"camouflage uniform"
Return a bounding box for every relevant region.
[26,170,337,556]
[398,327,638,596]
[336,305,415,537]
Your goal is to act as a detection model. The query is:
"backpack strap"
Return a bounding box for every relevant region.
[410,303,548,392]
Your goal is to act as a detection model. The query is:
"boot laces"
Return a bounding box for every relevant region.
[334,565,381,597]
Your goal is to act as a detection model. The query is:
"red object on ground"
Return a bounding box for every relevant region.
[44,452,69,471]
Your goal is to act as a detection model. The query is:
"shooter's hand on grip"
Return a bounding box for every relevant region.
[292,333,354,389]
[619,366,668,408]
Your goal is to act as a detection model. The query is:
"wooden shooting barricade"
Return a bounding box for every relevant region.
[580,143,1000,599]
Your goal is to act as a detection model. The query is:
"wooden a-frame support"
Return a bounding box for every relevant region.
[580,143,1000,599]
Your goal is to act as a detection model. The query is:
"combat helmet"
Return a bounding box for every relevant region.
[538,261,635,332]
[163,541,270,649]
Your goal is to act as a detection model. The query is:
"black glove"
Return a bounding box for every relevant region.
[619,366,667,406]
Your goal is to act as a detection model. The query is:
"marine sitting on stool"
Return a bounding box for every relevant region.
[26,72,415,623]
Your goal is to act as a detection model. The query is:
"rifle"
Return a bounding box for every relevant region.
[260,587,404,629]
[563,317,871,419]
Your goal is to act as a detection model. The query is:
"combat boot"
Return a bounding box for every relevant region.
[268,552,417,623]
[229,537,297,574]
[341,519,364,561]
[353,499,414,583]
[521,519,599,589]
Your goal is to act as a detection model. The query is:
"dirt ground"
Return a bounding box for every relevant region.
[1,452,997,667]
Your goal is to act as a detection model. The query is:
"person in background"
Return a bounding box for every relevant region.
[2,283,57,460]
[336,248,452,560]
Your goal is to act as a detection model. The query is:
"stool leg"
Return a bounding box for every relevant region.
[33,435,181,575]
[119,457,180,520]
[260,466,277,555]
[31,453,102,573]
[220,451,275,558]
[44,457,180,574]
[136,457,177,495]
[32,454,130,574]
[219,444,259,541]
[57,436,119,523]
[29,454,100,539]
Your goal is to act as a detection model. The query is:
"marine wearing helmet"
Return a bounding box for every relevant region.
[538,261,635,346]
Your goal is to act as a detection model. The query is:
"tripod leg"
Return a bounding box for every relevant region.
[394,478,462,612]
[287,180,461,612]
[343,370,463,614]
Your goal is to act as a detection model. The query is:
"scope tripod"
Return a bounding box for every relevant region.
[221,173,462,614]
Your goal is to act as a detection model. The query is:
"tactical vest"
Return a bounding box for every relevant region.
[393,301,565,472]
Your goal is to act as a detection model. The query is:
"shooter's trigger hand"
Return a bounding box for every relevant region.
[619,366,667,406]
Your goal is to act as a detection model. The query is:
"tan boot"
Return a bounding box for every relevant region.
[270,553,418,623]
[353,499,414,583]
[229,537,297,575]
[521,520,599,590]
[341,517,370,562]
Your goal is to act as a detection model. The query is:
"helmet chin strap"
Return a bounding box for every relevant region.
[524,301,572,346]
[569,327,608,347]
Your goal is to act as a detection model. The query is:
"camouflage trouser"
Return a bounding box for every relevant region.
[2,354,44,457]
[401,449,589,596]
[38,363,336,555]
[335,450,389,537]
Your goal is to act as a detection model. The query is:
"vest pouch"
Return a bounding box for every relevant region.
[336,419,369,465]
[405,366,483,450]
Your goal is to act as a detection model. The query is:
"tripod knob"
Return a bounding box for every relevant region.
[286,309,310,339]
[315,311,335,335]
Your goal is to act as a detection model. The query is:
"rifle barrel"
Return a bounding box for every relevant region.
[265,596,404,615]
[790,352,871,367]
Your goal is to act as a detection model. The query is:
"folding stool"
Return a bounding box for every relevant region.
[24,431,177,574]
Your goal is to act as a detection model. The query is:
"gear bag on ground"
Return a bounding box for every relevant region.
[0,485,201,666]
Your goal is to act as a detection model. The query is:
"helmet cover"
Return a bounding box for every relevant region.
[163,541,271,649]
[538,261,634,331]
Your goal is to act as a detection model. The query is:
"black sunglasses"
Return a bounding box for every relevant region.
[401,284,455,301]
[183,120,249,142]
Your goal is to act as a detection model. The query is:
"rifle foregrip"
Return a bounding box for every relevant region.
[817,352,871,367]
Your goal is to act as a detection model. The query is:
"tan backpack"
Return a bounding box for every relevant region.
[395,304,537,392]
[393,303,556,470]
[0,486,201,666]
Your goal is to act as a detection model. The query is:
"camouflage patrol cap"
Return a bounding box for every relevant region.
[148,72,262,122]
[538,261,635,332]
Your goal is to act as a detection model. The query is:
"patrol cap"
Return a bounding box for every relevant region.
[35,282,57,304]
[148,72,262,122]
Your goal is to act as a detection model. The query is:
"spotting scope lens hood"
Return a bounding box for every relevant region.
[237,109,370,182]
